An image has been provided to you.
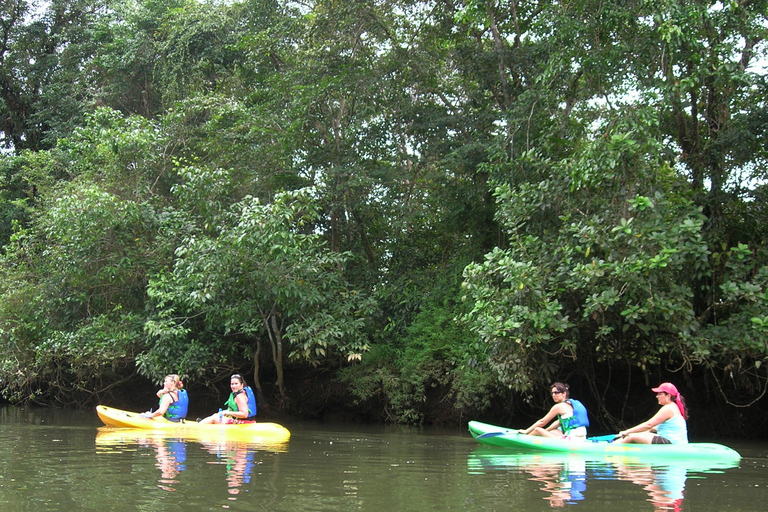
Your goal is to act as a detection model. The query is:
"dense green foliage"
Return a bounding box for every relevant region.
[0,0,766,429]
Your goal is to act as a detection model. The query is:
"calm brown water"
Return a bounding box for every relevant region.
[0,406,766,511]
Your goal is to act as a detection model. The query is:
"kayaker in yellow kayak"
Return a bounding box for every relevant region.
[140,374,189,422]
[198,374,258,424]
[614,382,688,444]
[517,382,590,441]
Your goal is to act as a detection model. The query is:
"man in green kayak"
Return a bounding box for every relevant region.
[517,382,590,441]
[614,382,688,444]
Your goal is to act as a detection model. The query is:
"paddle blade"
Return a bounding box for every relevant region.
[477,430,514,439]
[588,434,618,443]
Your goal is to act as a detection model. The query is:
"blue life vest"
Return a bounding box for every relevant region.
[165,389,189,421]
[559,398,589,432]
[244,386,257,419]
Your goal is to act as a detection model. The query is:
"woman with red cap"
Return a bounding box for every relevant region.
[614,382,688,444]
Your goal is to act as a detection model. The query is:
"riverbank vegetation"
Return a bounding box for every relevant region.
[1,0,766,435]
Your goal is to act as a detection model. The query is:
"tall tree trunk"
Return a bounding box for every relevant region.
[259,303,286,400]
[251,339,264,404]
[269,313,285,398]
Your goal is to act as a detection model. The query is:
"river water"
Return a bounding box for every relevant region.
[0,406,766,511]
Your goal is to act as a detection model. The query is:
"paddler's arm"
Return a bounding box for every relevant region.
[618,405,674,438]
[517,406,560,435]
[147,393,173,419]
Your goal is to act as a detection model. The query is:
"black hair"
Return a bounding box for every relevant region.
[551,382,570,399]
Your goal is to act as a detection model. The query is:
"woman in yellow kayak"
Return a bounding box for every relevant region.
[614,382,688,444]
[199,374,257,424]
[517,382,590,440]
[141,374,189,422]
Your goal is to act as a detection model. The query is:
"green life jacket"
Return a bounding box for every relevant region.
[224,386,257,419]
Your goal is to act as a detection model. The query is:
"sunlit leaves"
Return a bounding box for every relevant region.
[0,0,106,151]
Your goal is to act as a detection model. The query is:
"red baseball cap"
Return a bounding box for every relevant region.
[651,382,679,396]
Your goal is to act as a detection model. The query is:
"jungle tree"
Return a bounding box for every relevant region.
[460,0,768,419]
[0,0,106,151]
[142,188,376,402]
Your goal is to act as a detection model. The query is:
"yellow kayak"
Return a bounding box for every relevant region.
[95,426,290,452]
[96,405,291,444]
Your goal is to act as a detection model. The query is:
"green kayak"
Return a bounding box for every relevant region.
[468,420,741,460]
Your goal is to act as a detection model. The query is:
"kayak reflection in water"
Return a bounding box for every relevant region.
[527,458,587,507]
[468,444,739,511]
[200,440,256,496]
[615,383,688,445]
[531,458,684,510]
[151,438,187,492]
[517,382,590,441]
[614,462,686,512]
